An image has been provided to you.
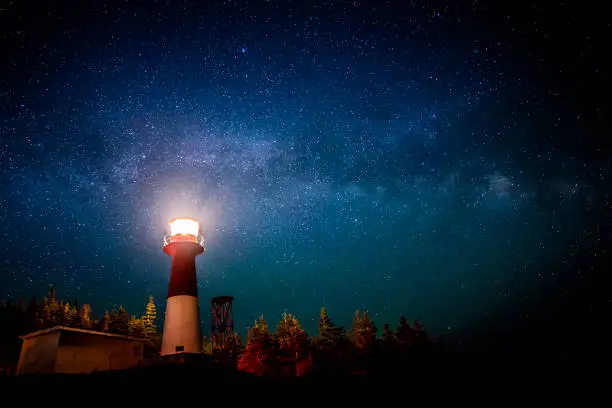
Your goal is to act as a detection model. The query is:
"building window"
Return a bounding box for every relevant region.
[175,345,184,352]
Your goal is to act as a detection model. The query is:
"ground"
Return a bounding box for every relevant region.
[0,350,601,398]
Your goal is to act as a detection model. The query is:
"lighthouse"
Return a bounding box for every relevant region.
[161,217,205,356]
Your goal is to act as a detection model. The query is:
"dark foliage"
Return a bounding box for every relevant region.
[235,307,435,378]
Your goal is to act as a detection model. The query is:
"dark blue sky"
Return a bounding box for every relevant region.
[0,0,608,343]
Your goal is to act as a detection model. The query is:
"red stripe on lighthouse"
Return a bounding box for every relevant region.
[164,241,204,298]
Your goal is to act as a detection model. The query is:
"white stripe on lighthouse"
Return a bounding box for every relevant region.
[161,295,201,355]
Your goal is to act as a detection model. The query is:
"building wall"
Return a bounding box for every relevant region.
[16,331,61,375]
[55,331,143,374]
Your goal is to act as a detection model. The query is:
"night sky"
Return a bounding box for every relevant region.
[1,1,609,346]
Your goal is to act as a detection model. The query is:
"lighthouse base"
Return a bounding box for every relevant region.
[161,295,202,356]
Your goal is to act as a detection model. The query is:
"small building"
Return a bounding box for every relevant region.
[16,326,147,375]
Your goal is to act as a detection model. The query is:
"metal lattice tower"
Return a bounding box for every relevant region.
[211,296,234,357]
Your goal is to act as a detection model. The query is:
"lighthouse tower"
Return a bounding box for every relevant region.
[161,218,205,356]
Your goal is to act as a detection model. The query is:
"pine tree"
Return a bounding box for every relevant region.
[41,296,49,325]
[139,296,160,357]
[382,323,395,343]
[202,336,213,354]
[275,312,309,352]
[69,301,82,328]
[80,304,92,328]
[142,296,157,337]
[395,315,415,349]
[103,310,111,332]
[237,316,276,376]
[275,312,309,377]
[43,285,59,325]
[380,322,397,356]
[412,319,430,347]
[128,315,145,337]
[112,305,130,335]
[63,302,74,327]
[362,311,376,337]
[56,300,66,326]
[47,286,57,310]
[316,307,345,352]
[348,310,377,374]
[312,307,348,372]
[350,309,376,351]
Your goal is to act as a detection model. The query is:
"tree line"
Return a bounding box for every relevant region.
[235,308,435,378]
[0,285,436,378]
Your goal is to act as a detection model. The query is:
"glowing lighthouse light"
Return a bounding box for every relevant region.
[165,218,203,245]
[169,218,199,237]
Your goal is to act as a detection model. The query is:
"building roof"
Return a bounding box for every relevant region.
[19,326,149,342]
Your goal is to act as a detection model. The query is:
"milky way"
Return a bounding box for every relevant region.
[0,1,606,339]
